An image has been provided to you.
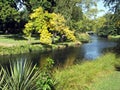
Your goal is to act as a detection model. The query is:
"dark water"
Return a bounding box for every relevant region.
[0,35,117,68]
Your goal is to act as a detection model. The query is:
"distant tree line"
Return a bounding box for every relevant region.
[0,0,83,34]
[1,0,119,37]
[97,0,120,36]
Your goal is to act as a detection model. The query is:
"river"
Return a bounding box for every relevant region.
[0,34,117,68]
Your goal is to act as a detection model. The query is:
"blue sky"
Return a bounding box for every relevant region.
[97,1,109,17]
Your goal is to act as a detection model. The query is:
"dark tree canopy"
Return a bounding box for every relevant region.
[0,1,20,33]
[103,0,120,35]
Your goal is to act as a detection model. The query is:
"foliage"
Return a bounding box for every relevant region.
[13,0,56,13]
[97,14,118,36]
[74,15,99,32]
[104,0,120,36]
[74,16,91,32]
[0,58,55,90]
[24,7,76,44]
[10,0,83,28]
[73,0,106,33]
[0,59,40,90]
[0,67,5,89]
[75,0,106,33]
[75,33,90,42]
[104,0,120,12]
[71,6,83,22]
[54,0,82,27]
[0,1,19,22]
[0,1,20,33]
[36,58,55,90]
[40,29,53,44]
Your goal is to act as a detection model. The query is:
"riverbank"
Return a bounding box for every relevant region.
[0,34,81,55]
[108,35,120,41]
[53,53,120,90]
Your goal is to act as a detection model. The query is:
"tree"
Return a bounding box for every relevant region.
[53,0,83,28]
[74,0,104,33]
[104,0,120,35]
[11,0,83,33]
[24,7,76,44]
[104,0,120,11]
[104,0,120,22]
[0,1,20,33]
[97,13,118,36]
[12,0,56,13]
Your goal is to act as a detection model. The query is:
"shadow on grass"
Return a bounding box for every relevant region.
[0,33,41,41]
[31,42,52,48]
[3,34,27,40]
[32,34,40,40]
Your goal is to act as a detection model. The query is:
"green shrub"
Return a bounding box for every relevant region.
[75,33,90,43]
[36,58,55,90]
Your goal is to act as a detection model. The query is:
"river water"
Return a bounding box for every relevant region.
[0,35,118,68]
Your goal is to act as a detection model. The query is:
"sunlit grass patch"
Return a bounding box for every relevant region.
[89,71,120,90]
[108,35,120,41]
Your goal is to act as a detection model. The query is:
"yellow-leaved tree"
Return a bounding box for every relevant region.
[24,7,76,44]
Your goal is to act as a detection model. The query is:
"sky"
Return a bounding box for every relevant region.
[97,0,109,17]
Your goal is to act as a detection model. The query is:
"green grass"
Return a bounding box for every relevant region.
[108,35,120,41]
[89,71,120,90]
[0,34,40,47]
[0,34,81,55]
[0,34,48,55]
[53,53,118,90]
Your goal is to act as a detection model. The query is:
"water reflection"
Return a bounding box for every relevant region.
[81,35,117,59]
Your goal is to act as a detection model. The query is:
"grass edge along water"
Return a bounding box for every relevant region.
[53,53,119,90]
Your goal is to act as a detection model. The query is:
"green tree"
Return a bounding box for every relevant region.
[0,1,20,33]
[97,13,117,36]
[75,0,108,33]
[104,0,120,35]
[14,0,56,13]
[13,0,83,33]
[53,0,83,28]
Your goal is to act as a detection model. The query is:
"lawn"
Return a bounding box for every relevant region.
[0,34,81,55]
[0,34,40,47]
[89,71,120,90]
[0,34,44,55]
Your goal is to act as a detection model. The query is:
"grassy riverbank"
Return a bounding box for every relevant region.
[89,71,120,90]
[108,35,120,41]
[0,34,81,55]
[75,33,90,43]
[53,53,120,90]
